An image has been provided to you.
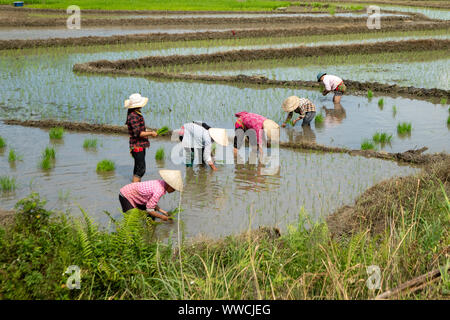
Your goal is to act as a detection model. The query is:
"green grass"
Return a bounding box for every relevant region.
[0,161,447,299]
[49,127,64,140]
[397,122,412,135]
[441,98,448,105]
[0,136,5,149]
[8,149,18,163]
[314,113,324,125]
[96,159,115,173]
[156,126,169,136]
[0,0,291,11]
[43,147,56,160]
[155,147,165,161]
[83,138,98,149]
[361,139,375,150]
[39,156,53,171]
[372,132,392,144]
[0,176,16,192]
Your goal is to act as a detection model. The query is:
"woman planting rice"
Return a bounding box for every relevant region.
[281,96,316,127]
[234,111,279,159]
[176,121,229,171]
[124,93,158,182]
[119,169,183,221]
[317,72,346,104]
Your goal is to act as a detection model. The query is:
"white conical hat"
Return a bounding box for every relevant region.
[263,119,280,140]
[124,93,149,109]
[159,170,183,192]
[281,96,300,112]
[208,128,229,146]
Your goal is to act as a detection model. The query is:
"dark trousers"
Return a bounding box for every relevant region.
[131,149,146,178]
[302,111,316,126]
[119,194,155,220]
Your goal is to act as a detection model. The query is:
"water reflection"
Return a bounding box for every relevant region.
[322,103,347,129]
[286,125,317,144]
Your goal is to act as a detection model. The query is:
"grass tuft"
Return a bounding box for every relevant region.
[49,127,64,140]
[96,159,115,173]
[0,136,5,148]
[83,138,98,149]
[367,90,373,99]
[155,147,165,161]
[314,113,324,125]
[361,139,375,150]
[0,176,16,192]
[440,98,447,105]
[397,122,412,135]
[8,149,18,163]
[372,132,392,144]
[378,98,384,109]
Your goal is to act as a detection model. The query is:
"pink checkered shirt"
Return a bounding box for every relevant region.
[235,111,267,146]
[120,180,167,210]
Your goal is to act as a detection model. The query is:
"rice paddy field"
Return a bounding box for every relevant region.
[0,0,449,301]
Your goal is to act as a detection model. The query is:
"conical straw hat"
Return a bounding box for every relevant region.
[208,128,229,146]
[159,170,183,192]
[282,96,300,112]
[263,119,280,140]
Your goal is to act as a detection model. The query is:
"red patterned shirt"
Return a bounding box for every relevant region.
[126,110,149,149]
[120,180,167,210]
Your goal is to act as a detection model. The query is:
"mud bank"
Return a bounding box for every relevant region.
[2,119,171,138]
[73,39,450,99]
[4,119,447,165]
[0,12,422,28]
[322,0,450,10]
[327,157,450,237]
[1,21,447,50]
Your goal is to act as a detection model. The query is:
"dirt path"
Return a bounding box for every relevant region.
[73,39,450,100]
[3,119,447,166]
[1,20,447,50]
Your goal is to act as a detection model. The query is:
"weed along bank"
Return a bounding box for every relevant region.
[0,0,449,303]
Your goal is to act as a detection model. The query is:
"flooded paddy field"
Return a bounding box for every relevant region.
[1,41,449,153]
[188,50,450,90]
[0,124,419,240]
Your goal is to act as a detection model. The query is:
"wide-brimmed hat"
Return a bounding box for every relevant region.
[159,169,183,192]
[208,128,229,146]
[317,72,327,82]
[263,119,280,140]
[282,96,301,113]
[124,93,149,109]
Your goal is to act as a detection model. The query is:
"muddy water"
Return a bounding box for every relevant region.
[0,26,239,40]
[193,57,450,90]
[380,6,450,20]
[0,124,418,239]
[0,46,448,153]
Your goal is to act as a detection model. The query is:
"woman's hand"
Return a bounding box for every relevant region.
[281,122,287,128]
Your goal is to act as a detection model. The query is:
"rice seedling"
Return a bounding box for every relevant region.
[156,126,169,136]
[441,98,447,105]
[392,105,397,117]
[155,147,165,161]
[43,146,56,160]
[96,159,115,173]
[8,149,20,163]
[361,139,375,150]
[0,136,5,148]
[397,122,412,135]
[372,132,392,144]
[314,113,324,125]
[39,155,53,170]
[83,138,98,149]
[49,127,64,139]
[0,176,16,192]
[378,98,384,109]
[447,115,450,125]
[367,90,373,99]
